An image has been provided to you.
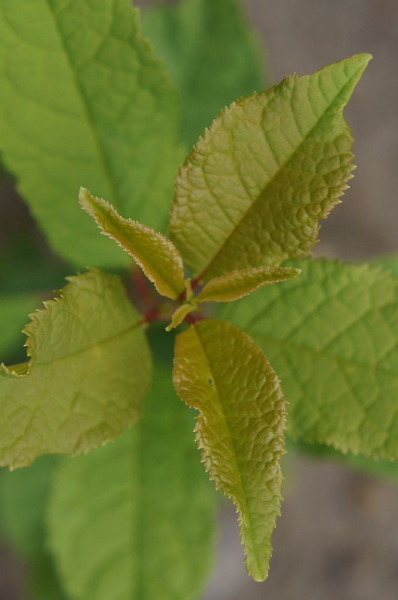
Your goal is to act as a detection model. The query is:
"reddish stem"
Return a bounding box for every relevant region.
[144,308,160,324]
[191,278,200,292]
[185,312,204,326]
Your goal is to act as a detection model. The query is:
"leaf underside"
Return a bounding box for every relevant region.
[218,258,398,460]
[48,361,215,600]
[0,0,181,267]
[170,53,371,281]
[173,319,286,581]
[197,266,300,303]
[0,269,151,468]
[79,188,186,299]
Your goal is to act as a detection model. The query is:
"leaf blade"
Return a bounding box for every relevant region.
[48,359,215,600]
[218,258,398,459]
[0,268,151,468]
[166,303,195,332]
[0,456,66,599]
[196,266,300,303]
[79,188,185,299]
[173,319,286,581]
[0,0,181,267]
[142,0,267,147]
[170,54,371,280]
[0,293,42,362]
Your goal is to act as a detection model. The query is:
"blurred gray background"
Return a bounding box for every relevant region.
[1,1,397,599]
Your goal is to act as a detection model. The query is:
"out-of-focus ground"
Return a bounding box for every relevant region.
[1,1,397,599]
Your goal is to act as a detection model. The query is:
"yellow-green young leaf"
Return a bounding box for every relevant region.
[0,0,181,268]
[173,319,286,581]
[48,360,215,600]
[170,54,371,281]
[166,303,196,332]
[196,266,300,304]
[80,189,185,299]
[0,269,151,468]
[142,0,267,147]
[218,259,398,460]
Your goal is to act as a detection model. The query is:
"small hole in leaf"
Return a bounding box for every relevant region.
[208,377,213,387]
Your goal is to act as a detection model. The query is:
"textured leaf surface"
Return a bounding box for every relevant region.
[218,259,398,459]
[142,0,266,147]
[0,457,66,599]
[170,54,371,280]
[0,0,181,267]
[0,269,151,468]
[173,319,286,581]
[80,188,185,299]
[197,266,300,303]
[48,358,215,600]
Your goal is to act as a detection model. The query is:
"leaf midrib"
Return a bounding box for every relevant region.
[44,0,121,211]
[192,323,263,576]
[197,66,363,280]
[1,320,143,376]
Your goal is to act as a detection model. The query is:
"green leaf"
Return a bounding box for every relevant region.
[173,319,286,581]
[218,258,398,459]
[0,457,67,600]
[0,268,151,468]
[371,254,398,276]
[196,266,300,304]
[166,303,195,332]
[48,358,215,600]
[0,456,57,558]
[142,0,266,147]
[287,436,398,485]
[170,54,371,281]
[0,293,42,362]
[79,188,186,299]
[0,0,181,267]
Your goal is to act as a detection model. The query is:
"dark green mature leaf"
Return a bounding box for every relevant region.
[48,358,215,600]
[0,0,181,267]
[0,293,42,361]
[218,258,398,459]
[0,269,151,468]
[173,319,286,581]
[0,456,57,557]
[80,188,186,299]
[0,235,69,364]
[142,0,266,147]
[0,457,66,600]
[170,54,371,280]
[372,254,398,276]
[287,436,398,485]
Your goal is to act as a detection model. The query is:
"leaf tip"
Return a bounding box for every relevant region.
[78,187,95,213]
